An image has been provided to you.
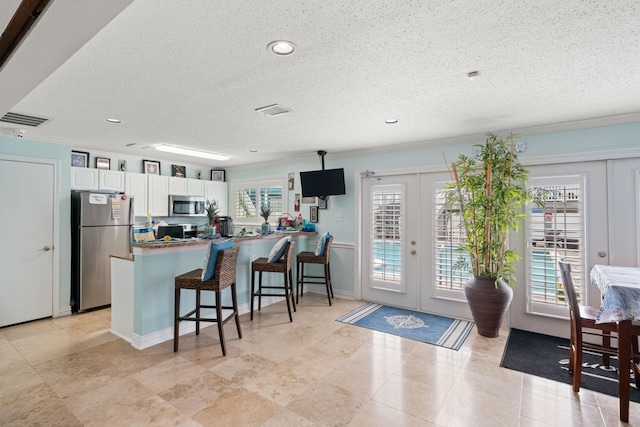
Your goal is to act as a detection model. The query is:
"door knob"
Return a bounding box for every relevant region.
[411,250,416,255]
[598,251,607,258]
[42,246,51,251]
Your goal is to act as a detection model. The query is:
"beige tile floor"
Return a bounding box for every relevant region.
[1,293,639,426]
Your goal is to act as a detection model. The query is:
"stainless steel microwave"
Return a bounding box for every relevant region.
[169,195,206,217]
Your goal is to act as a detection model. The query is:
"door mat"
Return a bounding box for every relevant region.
[501,328,640,402]
[336,303,474,350]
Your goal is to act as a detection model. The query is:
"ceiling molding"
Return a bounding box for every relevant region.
[0,0,50,69]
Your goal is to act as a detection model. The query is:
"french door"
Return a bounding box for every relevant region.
[361,174,419,309]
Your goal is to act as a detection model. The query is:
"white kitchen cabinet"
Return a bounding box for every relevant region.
[148,174,169,216]
[99,169,125,192]
[169,177,205,196]
[168,177,188,195]
[205,181,229,216]
[188,178,205,196]
[70,167,98,190]
[125,172,148,217]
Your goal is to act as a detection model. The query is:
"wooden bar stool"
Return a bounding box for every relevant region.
[296,234,333,305]
[174,245,241,356]
[250,237,296,322]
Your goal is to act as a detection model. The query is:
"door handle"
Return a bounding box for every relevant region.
[411,249,416,255]
[42,246,51,251]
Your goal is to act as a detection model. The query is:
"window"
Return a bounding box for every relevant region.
[433,184,470,295]
[527,177,585,317]
[370,185,403,284]
[233,177,286,225]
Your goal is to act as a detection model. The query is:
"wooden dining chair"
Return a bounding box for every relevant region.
[558,259,619,392]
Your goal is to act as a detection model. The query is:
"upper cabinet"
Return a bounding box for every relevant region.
[71,167,124,192]
[205,181,229,216]
[70,167,98,190]
[148,175,169,216]
[168,177,188,195]
[169,177,205,196]
[188,179,205,196]
[125,172,148,217]
[99,170,125,192]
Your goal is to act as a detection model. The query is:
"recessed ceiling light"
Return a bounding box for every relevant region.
[467,70,480,80]
[249,149,258,153]
[267,40,295,56]
[155,144,229,161]
[105,118,122,123]
[385,118,398,124]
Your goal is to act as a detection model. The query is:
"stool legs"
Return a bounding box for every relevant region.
[296,261,333,306]
[250,266,294,322]
[174,285,241,355]
[174,288,180,352]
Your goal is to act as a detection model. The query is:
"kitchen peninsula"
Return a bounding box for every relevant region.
[110,232,316,349]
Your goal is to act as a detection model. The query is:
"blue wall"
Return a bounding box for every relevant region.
[1,121,639,311]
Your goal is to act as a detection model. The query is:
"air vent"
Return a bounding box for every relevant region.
[0,112,49,127]
[254,104,291,117]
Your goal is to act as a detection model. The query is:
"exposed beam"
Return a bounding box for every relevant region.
[0,0,51,70]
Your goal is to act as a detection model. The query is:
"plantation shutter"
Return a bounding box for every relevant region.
[369,183,404,292]
[527,176,585,317]
[432,183,470,298]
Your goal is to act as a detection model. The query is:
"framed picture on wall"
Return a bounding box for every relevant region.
[211,169,225,182]
[96,157,110,170]
[118,160,127,172]
[310,205,319,223]
[288,172,294,190]
[71,150,89,168]
[318,197,328,209]
[302,196,315,204]
[143,159,161,175]
[171,164,186,177]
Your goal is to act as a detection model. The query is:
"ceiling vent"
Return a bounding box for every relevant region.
[255,104,291,117]
[0,111,49,127]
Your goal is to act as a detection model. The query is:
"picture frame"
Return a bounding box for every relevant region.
[96,157,110,170]
[318,197,328,209]
[294,194,300,212]
[302,196,316,204]
[143,159,161,175]
[71,150,89,168]
[211,169,225,182]
[118,160,127,172]
[288,172,294,190]
[310,205,319,223]
[171,164,186,178]
[196,169,202,180]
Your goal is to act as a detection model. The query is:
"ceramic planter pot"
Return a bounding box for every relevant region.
[464,275,513,338]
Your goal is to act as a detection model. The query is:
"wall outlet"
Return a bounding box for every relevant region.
[333,213,343,222]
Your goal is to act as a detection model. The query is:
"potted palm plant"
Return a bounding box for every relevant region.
[446,133,544,337]
[260,202,272,233]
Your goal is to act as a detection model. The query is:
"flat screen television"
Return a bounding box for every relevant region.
[300,168,346,200]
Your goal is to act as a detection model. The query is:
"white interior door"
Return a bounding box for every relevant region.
[361,174,418,309]
[0,158,55,327]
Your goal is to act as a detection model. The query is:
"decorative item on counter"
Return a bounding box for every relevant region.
[297,213,303,231]
[205,199,221,235]
[260,202,272,233]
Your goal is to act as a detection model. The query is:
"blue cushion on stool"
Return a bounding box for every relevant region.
[268,236,292,263]
[201,239,233,281]
[314,231,331,256]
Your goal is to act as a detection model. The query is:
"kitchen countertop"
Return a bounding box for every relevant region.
[131,231,317,250]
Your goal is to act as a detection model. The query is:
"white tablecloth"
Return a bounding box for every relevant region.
[590,264,640,323]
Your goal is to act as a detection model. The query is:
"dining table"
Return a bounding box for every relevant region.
[590,264,640,422]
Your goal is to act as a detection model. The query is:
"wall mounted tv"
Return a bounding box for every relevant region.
[300,168,346,200]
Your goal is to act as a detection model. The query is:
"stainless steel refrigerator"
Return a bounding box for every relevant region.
[71,192,134,312]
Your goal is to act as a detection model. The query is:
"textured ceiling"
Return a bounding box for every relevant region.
[1,0,639,169]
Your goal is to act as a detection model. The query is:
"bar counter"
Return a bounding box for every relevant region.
[111,232,316,349]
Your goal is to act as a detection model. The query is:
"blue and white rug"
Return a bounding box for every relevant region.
[336,303,474,350]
